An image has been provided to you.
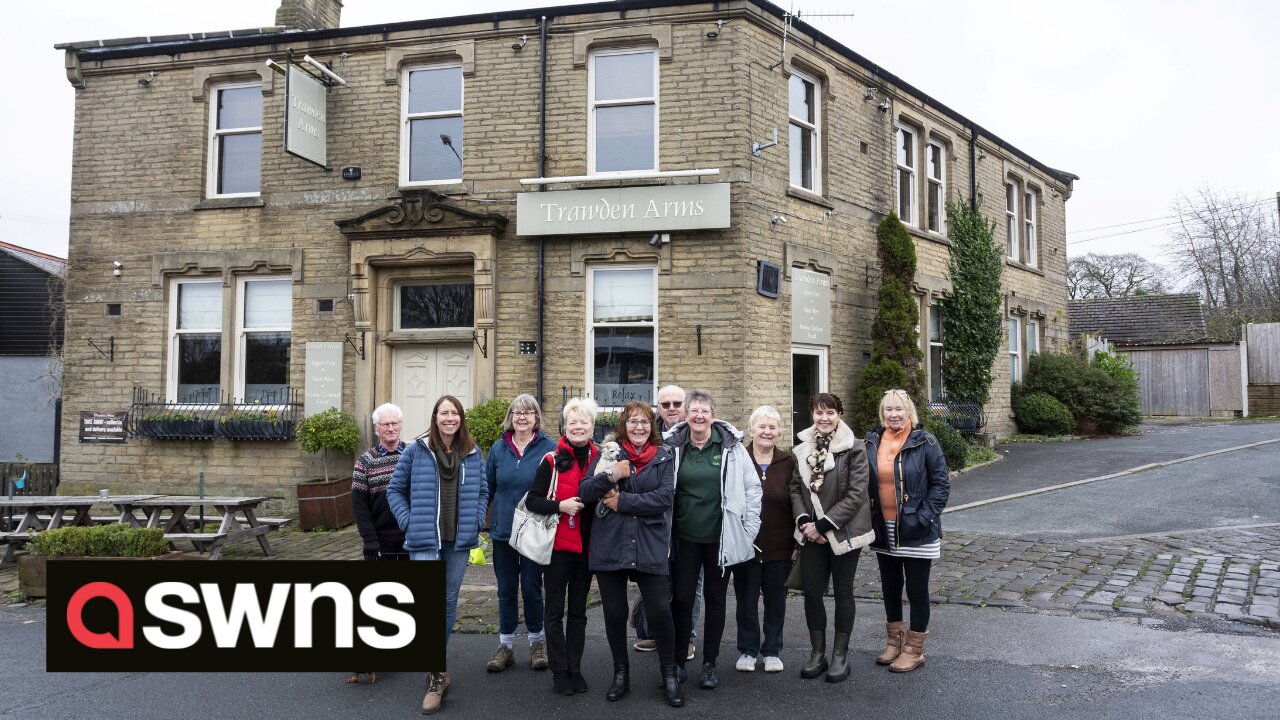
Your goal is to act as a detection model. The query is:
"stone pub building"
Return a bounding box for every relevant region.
[56,0,1074,501]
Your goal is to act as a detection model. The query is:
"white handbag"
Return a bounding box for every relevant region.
[510,452,559,565]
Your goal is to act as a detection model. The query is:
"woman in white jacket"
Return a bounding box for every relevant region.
[663,389,762,691]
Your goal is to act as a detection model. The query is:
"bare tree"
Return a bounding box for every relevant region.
[1163,188,1280,336]
[1067,252,1167,299]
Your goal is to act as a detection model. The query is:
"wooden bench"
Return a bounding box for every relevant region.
[2,532,31,564]
[190,515,291,528]
[164,532,229,559]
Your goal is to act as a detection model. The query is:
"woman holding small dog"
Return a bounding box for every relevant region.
[865,389,950,673]
[578,400,683,707]
[523,397,626,696]
[790,392,873,684]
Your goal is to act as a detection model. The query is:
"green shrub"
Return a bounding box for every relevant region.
[466,397,511,453]
[1084,350,1143,434]
[298,408,360,481]
[852,359,912,436]
[965,443,998,467]
[942,201,1004,405]
[1013,392,1075,436]
[29,524,169,558]
[922,416,967,472]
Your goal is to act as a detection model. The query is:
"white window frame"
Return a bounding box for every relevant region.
[791,343,829,440]
[587,47,659,176]
[928,303,945,401]
[1024,187,1039,267]
[1008,316,1022,383]
[233,275,292,403]
[926,141,946,234]
[584,265,659,409]
[1005,180,1020,262]
[167,278,223,402]
[896,126,917,226]
[1026,319,1040,359]
[206,81,262,199]
[400,63,465,187]
[788,68,821,194]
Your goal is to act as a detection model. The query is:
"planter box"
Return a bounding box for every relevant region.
[17,552,184,598]
[297,477,354,531]
[216,419,295,441]
[135,418,216,440]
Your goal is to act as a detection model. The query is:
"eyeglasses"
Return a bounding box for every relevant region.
[627,419,652,427]
[376,422,401,428]
[511,411,536,417]
[659,401,683,409]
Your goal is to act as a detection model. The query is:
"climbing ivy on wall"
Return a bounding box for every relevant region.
[941,201,1004,406]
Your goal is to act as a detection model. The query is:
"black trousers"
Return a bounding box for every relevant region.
[731,558,789,657]
[800,543,860,634]
[876,554,933,632]
[671,537,730,665]
[597,569,676,667]
[543,549,592,674]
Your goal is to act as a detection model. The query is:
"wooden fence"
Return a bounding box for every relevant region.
[1,463,58,495]
[1126,348,1211,416]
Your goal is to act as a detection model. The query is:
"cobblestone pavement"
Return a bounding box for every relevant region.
[5,522,1277,635]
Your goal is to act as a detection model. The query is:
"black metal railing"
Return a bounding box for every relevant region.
[923,399,988,436]
[128,387,301,441]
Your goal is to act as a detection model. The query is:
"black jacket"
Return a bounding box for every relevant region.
[865,426,951,549]
[579,443,675,575]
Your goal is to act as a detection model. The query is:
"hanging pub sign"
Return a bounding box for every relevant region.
[285,63,328,168]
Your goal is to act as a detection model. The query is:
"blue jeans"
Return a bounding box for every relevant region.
[492,538,545,635]
[411,541,471,650]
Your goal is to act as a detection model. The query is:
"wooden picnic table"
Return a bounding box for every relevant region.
[114,495,284,560]
[0,495,159,563]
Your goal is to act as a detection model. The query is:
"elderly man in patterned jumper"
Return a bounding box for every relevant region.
[352,403,409,561]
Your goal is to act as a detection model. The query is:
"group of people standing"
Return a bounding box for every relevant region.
[350,385,950,714]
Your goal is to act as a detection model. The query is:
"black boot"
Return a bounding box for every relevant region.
[825,631,851,683]
[699,661,718,689]
[606,664,630,702]
[552,671,574,696]
[569,670,589,694]
[800,630,828,679]
[661,664,685,707]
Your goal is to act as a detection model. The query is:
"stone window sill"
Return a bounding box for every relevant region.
[786,186,834,209]
[907,226,952,248]
[194,196,264,211]
[1005,259,1045,276]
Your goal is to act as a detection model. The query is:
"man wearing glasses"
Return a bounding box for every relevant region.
[352,403,409,561]
[656,385,688,433]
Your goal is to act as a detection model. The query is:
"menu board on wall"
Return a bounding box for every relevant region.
[304,342,343,417]
[791,268,832,345]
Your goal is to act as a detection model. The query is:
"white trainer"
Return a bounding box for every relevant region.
[763,656,784,673]
[735,654,756,672]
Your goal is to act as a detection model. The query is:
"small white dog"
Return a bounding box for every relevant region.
[594,434,623,517]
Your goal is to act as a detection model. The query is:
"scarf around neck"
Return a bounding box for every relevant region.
[622,439,658,472]
[806,431,832,492]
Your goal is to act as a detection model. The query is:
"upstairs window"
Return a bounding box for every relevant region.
[927,142,946,233]
[1024,188,1039,267]
[788,69,820,192]
[1005,180,1020,261]
[208,83,262,197]
[896,127,917,225]
[589,48,657,174]
[396,282,475,329]
[403,64,464,184]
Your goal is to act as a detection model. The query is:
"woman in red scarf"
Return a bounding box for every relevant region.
[525,398,627,695]
[578,400,683,707]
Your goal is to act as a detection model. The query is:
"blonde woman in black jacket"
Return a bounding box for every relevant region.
[790,392,874,684]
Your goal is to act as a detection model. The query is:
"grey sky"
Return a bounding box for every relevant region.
[2,0,1276,271]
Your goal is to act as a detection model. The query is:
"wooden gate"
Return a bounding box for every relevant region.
[1246,323,1280,413]
[1125,348,1210,416]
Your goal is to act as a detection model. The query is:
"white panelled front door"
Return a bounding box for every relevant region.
[392,345,473,439]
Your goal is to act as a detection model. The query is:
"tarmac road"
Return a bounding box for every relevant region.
[4,595,1279,720]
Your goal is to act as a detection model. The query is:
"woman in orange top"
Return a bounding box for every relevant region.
[864,389,950,673]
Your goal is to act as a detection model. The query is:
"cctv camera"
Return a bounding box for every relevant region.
[649,233,669,247]
[113,261,123,268]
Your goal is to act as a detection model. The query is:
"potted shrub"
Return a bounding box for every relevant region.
[217,408,294,440]
[17,524,179,598]
[135,411,216,439]
[466,397,510,455]
[296,408,360,531]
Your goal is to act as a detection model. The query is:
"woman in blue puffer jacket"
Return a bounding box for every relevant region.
[388,394,488,715]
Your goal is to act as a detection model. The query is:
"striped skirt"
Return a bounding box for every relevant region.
[873,519,941,559]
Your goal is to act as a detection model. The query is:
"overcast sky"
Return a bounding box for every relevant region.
[3,0,1277,275]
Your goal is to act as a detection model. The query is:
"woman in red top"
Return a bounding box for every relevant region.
[525,397,629,695]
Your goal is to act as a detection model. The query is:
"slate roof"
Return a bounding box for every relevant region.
[1068,294,1209,346]
[0,241,66,277]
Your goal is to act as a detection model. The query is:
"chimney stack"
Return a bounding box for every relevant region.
[275,0,343,31]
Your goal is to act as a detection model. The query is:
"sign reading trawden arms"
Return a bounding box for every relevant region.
[516,183,730,236]
[285,64,327,168]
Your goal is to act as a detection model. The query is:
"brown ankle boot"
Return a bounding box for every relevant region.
[889,630,926,673]
[875,622,906,665]
[421,671,449,714]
